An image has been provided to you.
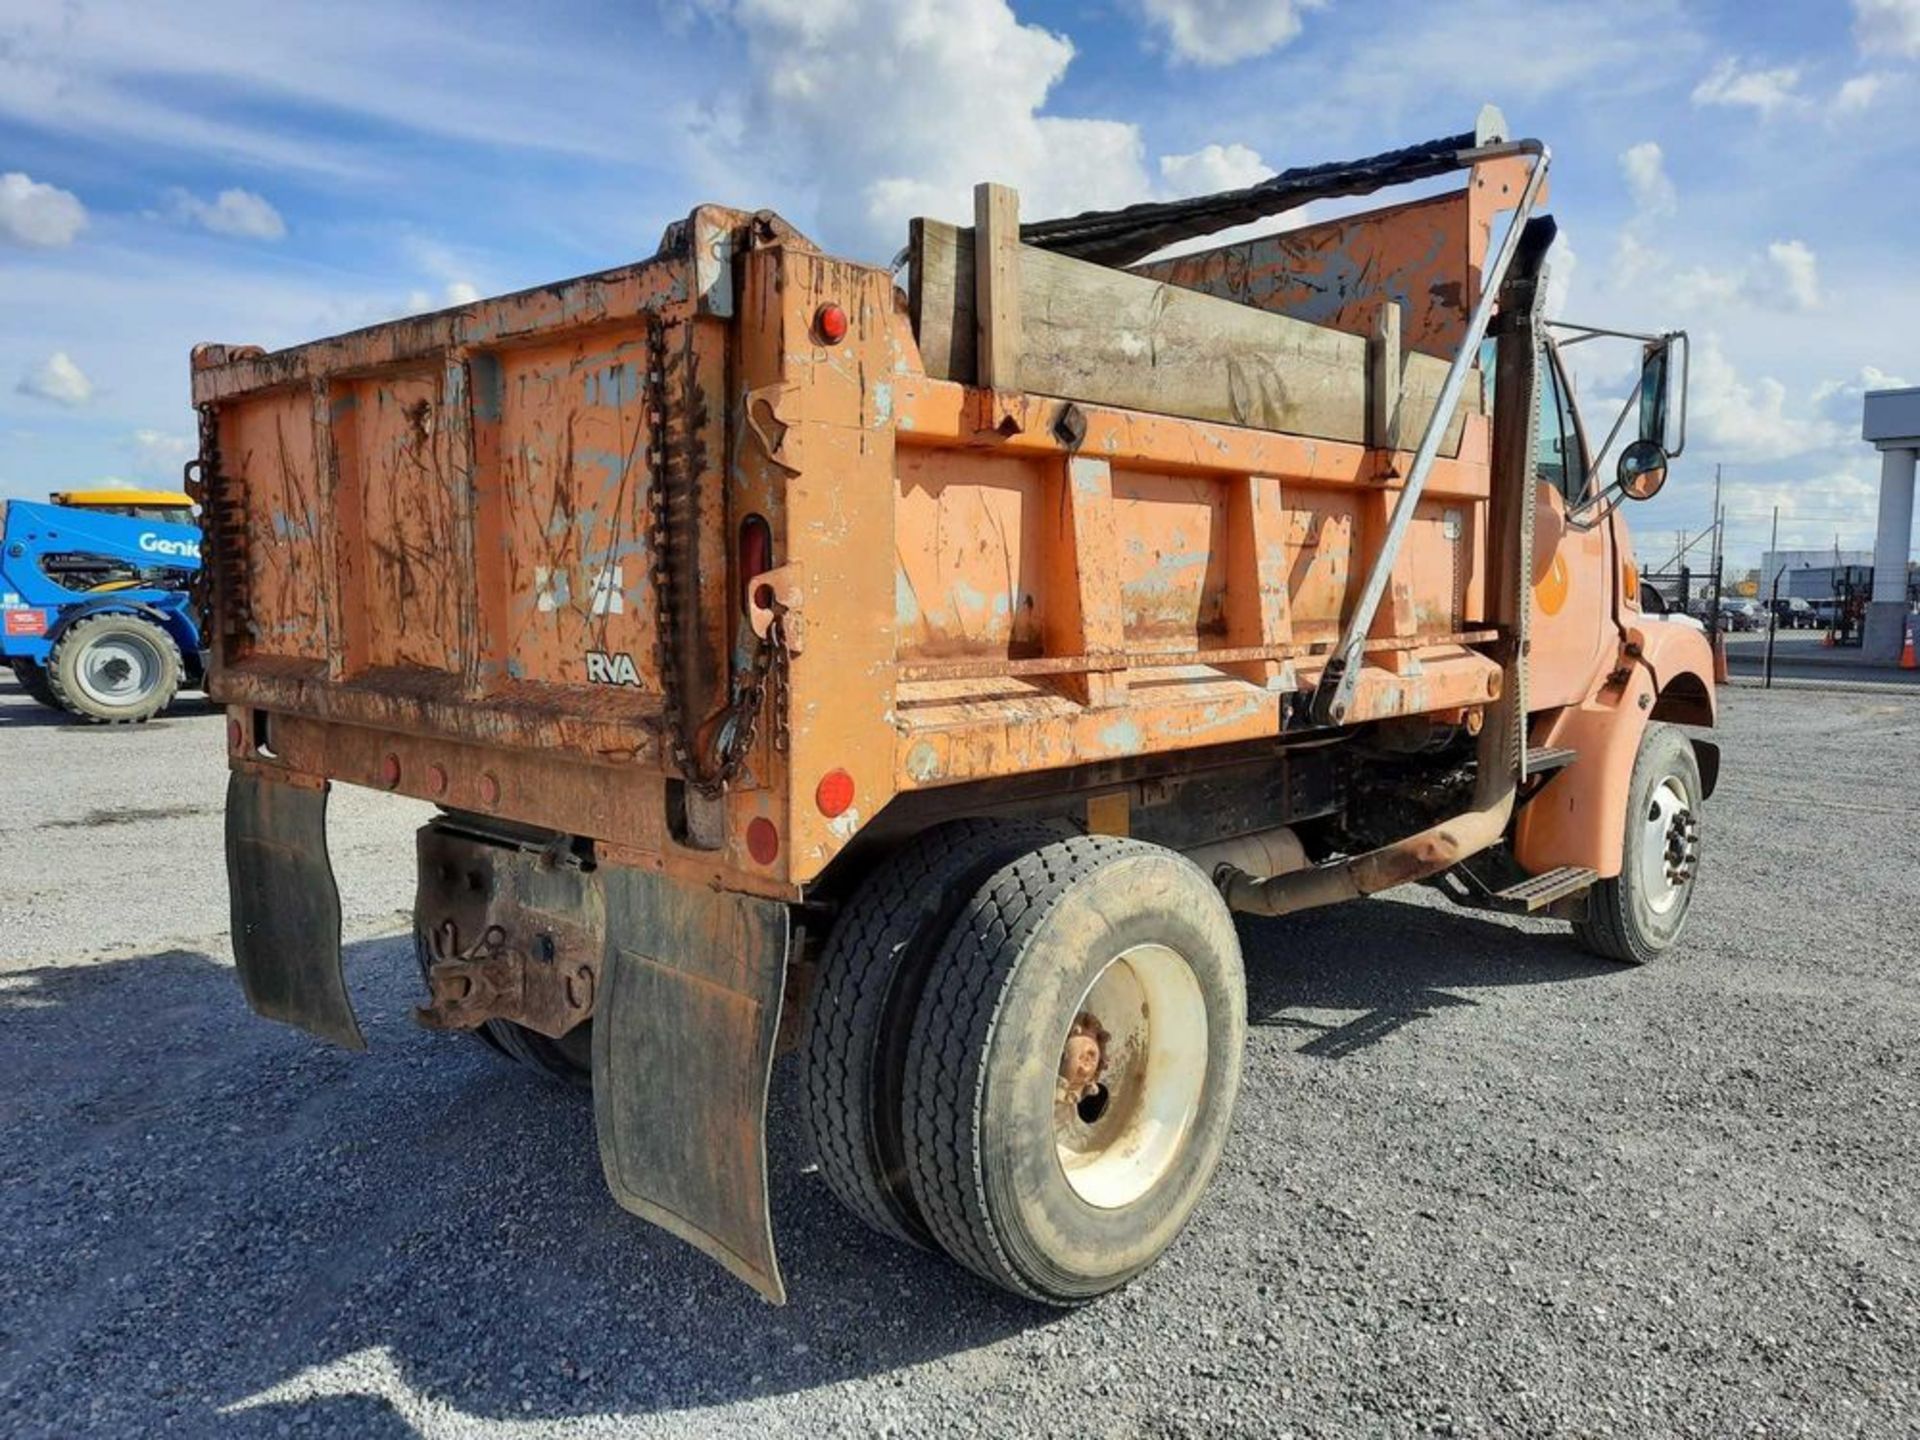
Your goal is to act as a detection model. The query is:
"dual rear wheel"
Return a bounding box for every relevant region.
[802,826,1246,1304]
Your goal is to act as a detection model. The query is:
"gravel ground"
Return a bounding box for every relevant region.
[2,677,1916,1438]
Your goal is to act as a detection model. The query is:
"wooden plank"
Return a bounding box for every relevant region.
[1369,301,1403,453]
[909,219,1474,452]
[974,184,1022,391]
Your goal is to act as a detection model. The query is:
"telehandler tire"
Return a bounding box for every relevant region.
[1574,723,1702,964]
[9,660,63,712]
[801,818,1060,1248]
[902,835,1246,1305]
[45,613,182,724]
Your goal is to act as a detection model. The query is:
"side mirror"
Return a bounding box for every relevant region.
[1617,438,1669,501]
[1637,332,1688,457]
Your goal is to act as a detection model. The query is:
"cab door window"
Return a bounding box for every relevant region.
[1534,344,1588,501]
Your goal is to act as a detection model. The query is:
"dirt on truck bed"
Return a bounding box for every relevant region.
[1,676,1915,1438]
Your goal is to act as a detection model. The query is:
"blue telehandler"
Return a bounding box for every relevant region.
[1,494,205,723]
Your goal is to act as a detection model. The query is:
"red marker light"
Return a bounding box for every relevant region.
[380,753,402,789]
[814,302,849,344]
[746,817,780,865]
[815,768,855,819]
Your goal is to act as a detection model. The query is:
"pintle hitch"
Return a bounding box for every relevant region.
[414,918,596,1040]
[412,820,605,1041]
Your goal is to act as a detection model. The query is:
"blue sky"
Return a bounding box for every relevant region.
[2,0,1915,571]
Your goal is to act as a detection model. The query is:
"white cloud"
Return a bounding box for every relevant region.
[329,281,489,331]
[1760,239,1820,311]
[1691,58,1802,115]
[0,171,88,248]
[1687,336,1838,462]
[1812,365,1913,429]
[1853,0,1920,58]
[1610,234,1822,316]
[1619,142,1676,217]
[0,2,655,179]
[695,0,1158,254]
[165,187,287,240]
[128,429,193,477]
[689,0,1276,256]
[1139,0,1320,67]
[1720,465,1884,549]
[1545,230,1579,322]
[1158,143,1269,195]
[1831,72,1887,114]
[1665,263,1744,310]
[1611,230,1661,290]
[15,352,95,407]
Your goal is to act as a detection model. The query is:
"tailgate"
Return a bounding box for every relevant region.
[189,218,739,764]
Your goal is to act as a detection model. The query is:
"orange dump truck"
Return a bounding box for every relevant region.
[192,109,1716,1305]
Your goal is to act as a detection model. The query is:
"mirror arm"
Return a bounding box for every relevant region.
[1566,478,1628,531]
[1579,389,1637,500]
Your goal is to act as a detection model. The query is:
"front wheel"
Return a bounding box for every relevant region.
[1574,723,1703,964]
[9,660,63,712]
[902,836,1246,1305]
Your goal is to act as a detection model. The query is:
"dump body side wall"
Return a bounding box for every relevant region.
[198,189,1533,891]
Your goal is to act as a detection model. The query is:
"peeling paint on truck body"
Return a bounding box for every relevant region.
[193,144,1711,1300]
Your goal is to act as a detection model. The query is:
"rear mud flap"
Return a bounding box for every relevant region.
[225,771,361,1050]
[593,866,791,1303]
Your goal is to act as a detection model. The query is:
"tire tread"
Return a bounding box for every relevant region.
[801,819,1058,1247]
[1572,723,1697,966]
[901,834,1148,1303]
[45,613,182,724]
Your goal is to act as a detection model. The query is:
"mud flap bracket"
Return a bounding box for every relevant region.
[225,770,361,1050]
[592,864,791,1303]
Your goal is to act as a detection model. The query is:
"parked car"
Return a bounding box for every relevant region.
[1769,596,1815,629]
[1716,600,1763,631]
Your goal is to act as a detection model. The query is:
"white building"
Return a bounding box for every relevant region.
[1863,387,1920,662]
[1759,548,1874,601]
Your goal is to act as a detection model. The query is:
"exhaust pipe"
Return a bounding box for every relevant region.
[1217,210,1557,920]
[1217,685,1518,916]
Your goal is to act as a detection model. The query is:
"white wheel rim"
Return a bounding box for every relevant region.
[76,632,161,707]
[1639,774,1697,916]
[1053,942,1209,1210]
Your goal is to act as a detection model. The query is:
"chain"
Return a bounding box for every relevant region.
[183,401,244,652]
[644,317,784,798]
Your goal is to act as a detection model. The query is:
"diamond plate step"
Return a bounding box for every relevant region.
[1525,745,1578,777]
[1488,864,1597,913]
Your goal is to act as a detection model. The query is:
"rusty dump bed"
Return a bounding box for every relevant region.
[191,147,1536,898]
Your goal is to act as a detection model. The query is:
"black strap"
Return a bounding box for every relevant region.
[1019,131,1479,268]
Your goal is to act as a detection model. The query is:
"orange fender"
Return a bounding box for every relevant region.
[1514,619,1717,880]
